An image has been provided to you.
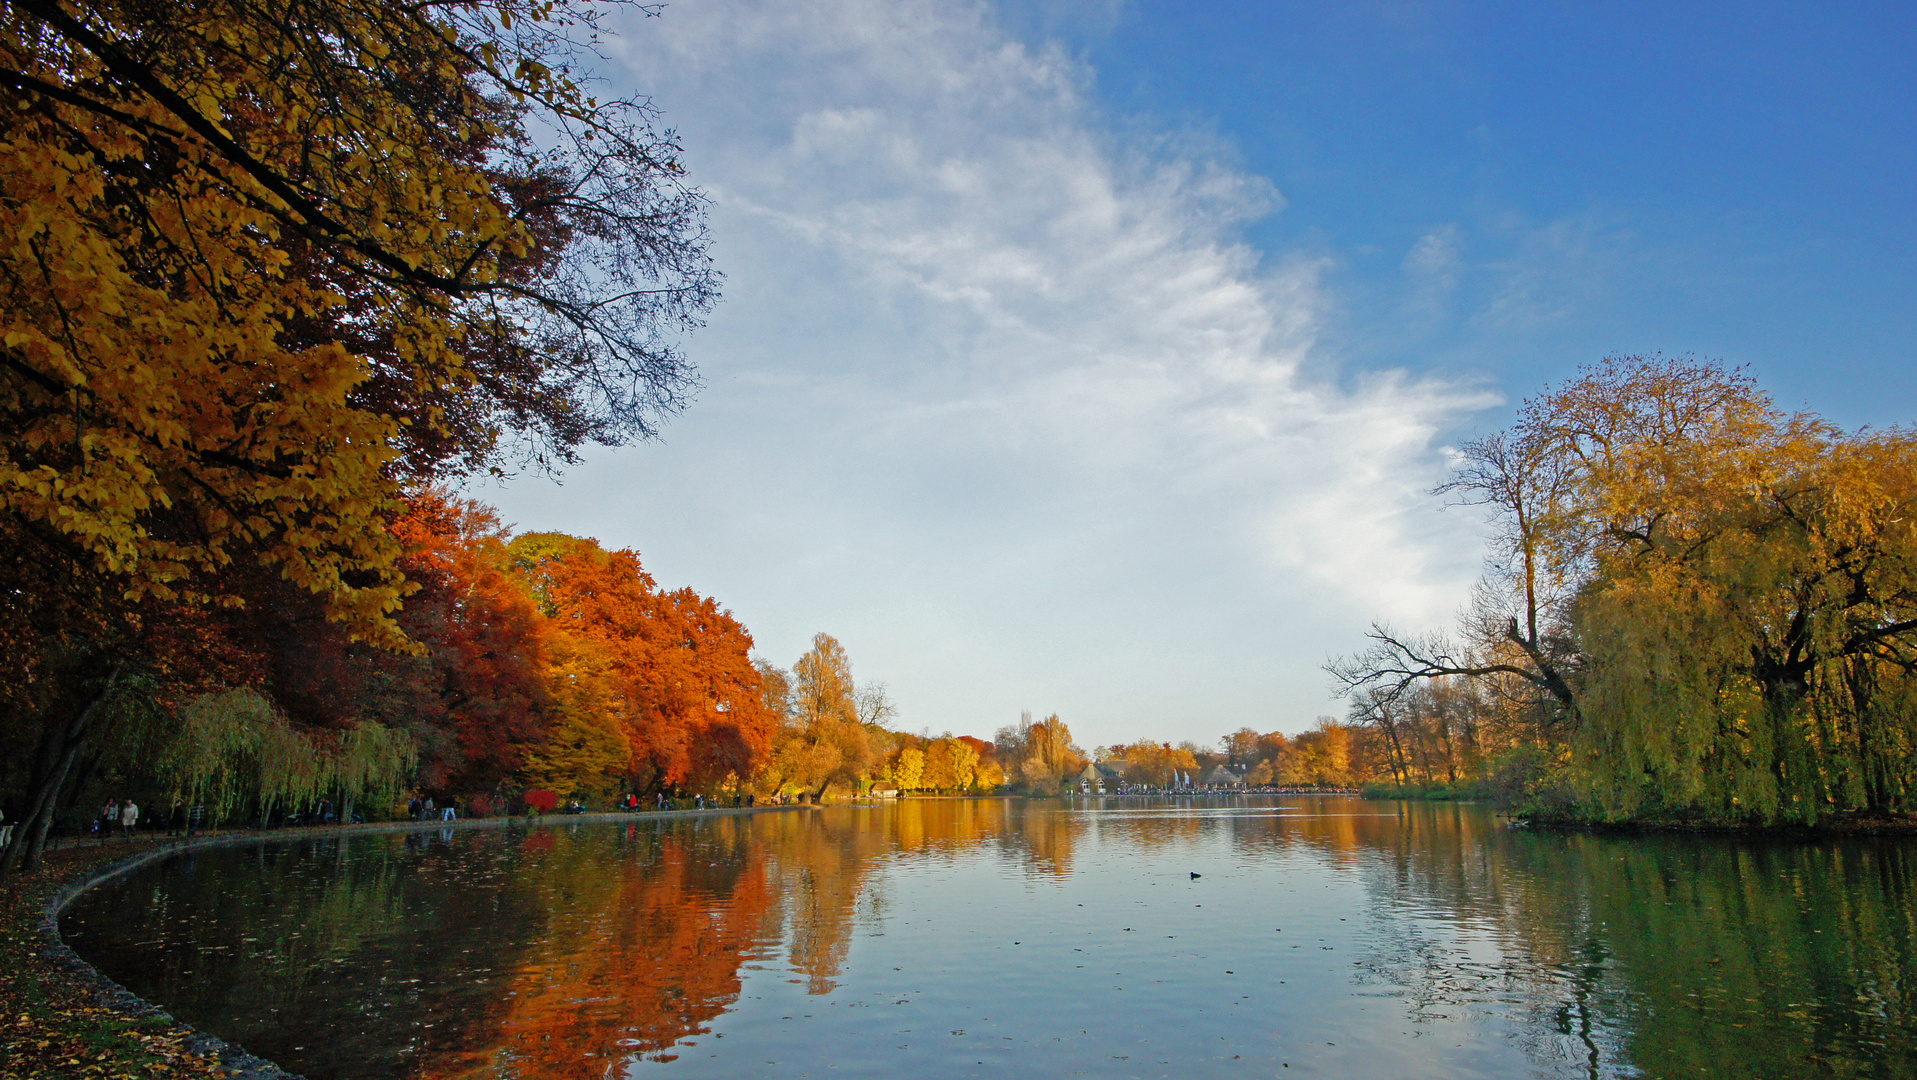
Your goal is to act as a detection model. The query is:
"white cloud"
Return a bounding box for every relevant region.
[480,0,1496,744]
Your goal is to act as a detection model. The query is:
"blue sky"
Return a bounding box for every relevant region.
[1059,0,1916,422]
[479,0,1914,749]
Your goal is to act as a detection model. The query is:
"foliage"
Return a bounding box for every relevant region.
[160,688,416,823]
[759,633,880,799]
[390,490,551,791]
[0,0,713,873]
[891,746,924,792]
[995,712,1080,793]
[1333,356,1917,824]
[0,0,716,642]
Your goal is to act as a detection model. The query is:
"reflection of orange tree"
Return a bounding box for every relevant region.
[890,798,996,860]
[1000,801,1078,877]
[754,810,891,994]
[1095,808,1208,853]
[763,802,1081,992]
[441,820,777,1075]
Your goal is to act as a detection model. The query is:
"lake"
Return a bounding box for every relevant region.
[60,797,1917,1079]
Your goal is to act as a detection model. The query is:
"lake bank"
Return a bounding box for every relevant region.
[0,805,811,1078]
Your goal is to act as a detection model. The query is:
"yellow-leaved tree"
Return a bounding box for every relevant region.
[0,0,715,874]
[1334,356,1917,824]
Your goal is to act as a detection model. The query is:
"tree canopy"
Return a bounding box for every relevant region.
[0,0,714,639]
[1333,356,1917,824]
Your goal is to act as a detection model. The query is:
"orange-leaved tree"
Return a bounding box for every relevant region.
[507,533,773,798]
[390,488,554,793]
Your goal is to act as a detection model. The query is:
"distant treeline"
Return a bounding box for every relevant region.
[1333,355,1917,826]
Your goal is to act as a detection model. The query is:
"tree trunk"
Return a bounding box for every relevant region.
[1381,721,1409,786]
[0,663,125,878]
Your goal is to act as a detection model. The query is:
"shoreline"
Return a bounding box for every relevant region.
[3,804,812,1079]
[1510,813,1917,838]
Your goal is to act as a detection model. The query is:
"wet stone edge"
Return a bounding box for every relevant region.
[40,805,811,1079]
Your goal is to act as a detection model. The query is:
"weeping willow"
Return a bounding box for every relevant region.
[1339,357,1917,826]
[160,689,418,825]
[1572,572,1816,823]
[1559,402,1917,824]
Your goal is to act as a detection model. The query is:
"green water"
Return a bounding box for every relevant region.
[60,798,1917,1078]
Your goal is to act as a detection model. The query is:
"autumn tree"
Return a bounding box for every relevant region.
[1279,719,1356,787]
[764,634,880,800]
[916,737,979,793]
[1333,355,1917,823]
[919,740,956,792]
[517,631,627,798]
[1109,741,1198,788]
[0,0,714,870]
[2,0,714,628]
[855,680,898,729]
[508,533,773,798]
[1223,728,1262,770]
[389,489,552,792]
[972,755,1007,791]
[995,712,1080,794]
[892,746,925,792]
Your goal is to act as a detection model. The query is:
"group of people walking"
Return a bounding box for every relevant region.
[100,799,140,838]
[616,792,755,811]
[407,796,457,822]
[94,799,205,839]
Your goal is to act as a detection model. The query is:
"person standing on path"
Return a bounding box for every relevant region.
[0,804,11,851]
[120,801,139,839]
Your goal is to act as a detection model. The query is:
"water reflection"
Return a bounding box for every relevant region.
[62,799,1917,1079]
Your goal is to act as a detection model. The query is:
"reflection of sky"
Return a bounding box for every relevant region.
[647,802,1597,1078]
[67,802,1917,1079]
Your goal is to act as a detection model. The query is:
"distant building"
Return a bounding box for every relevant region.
[1074,762,1104,793]
[1202,765,1246,789]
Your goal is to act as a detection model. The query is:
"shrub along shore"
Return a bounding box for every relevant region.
[0,806,806,1079]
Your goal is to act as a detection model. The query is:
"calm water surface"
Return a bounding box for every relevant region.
[61,798,1917,1079]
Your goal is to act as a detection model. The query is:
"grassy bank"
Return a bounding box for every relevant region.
[0,840,226,1080]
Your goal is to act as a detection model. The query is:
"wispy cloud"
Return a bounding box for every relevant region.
[1478,212,1631,331]
[1402,224,1464,321]
[484,0,1496,740]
